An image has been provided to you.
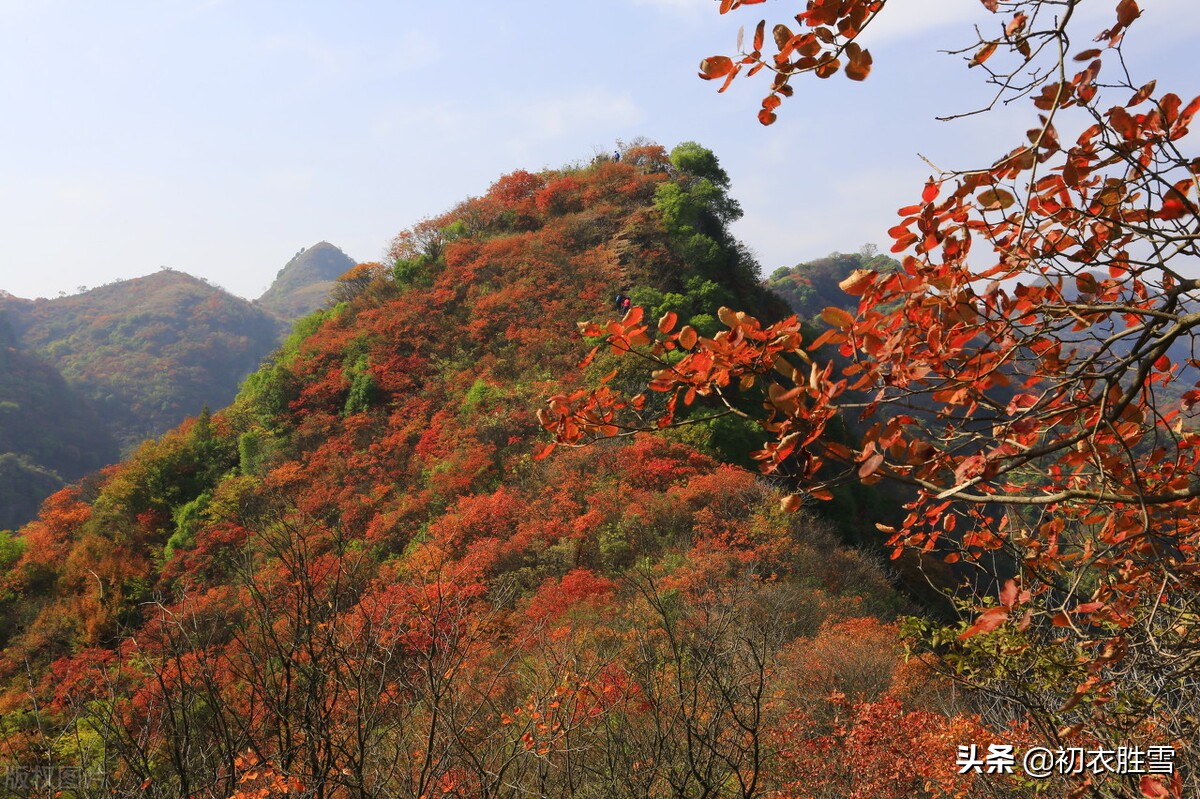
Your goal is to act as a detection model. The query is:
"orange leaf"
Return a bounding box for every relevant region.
[977,188,1015,210]
[699,56,734,80]
[780,494,803,512]
[658,311,678,334]
[819,306,855,329]
[958,606,1009,639]
[1139,775,1170,799]
[970,41,997,67]
[838,268,875,296]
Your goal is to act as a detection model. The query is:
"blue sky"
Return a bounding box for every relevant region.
[0,0,1193,300]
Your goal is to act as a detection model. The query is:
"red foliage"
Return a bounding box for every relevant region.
[533,175,584,215]
[488,169,546,207]
[613,434,716,491]
[524,568,615,631]
[775,693,990,799]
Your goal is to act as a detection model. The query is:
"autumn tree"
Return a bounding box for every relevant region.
[540,2,1200,796]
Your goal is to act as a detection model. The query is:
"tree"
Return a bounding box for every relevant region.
[540,2,1200,796]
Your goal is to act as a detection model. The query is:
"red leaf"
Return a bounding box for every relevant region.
[1127,79,1156,106]
[958,606,1009,639]
[1139,775,1170,799]
[1172,94,1200,139]
[922,179,940,203]
[999,578,1019,607]
[699,56,734,80]
[845,45,872,81]
[814,57,840,79]
[858,450,885,479]
[1116,0,1141,28]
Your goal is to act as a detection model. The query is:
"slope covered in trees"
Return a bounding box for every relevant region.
[764,249,900,321]
[0,312,118,530]
[0,144,1004,799]
[257,242,357,321]
[0,270,285,452]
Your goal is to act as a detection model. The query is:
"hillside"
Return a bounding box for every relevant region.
[257,241,356,321]
[0,312,118,530]
[765,249,901,321]
[0,270,286,452]
[0,145,987,799]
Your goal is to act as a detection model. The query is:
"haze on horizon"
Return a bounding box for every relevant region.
[1,0,1193,301]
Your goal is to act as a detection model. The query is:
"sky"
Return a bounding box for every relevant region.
[0,0,1194,301]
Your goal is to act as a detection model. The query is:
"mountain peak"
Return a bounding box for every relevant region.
[258,242,356,321]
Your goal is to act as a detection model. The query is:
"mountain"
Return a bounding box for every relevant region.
[0,270,285,452]
[257,241,356,320]
[0,311,118,530]
[765,249,901,321]
[0,144,976,799]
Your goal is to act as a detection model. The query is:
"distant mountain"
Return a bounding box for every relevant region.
[0,311,119,529]
[765,249,901,321]
[257,241,356,320]
[0,270,285,452]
